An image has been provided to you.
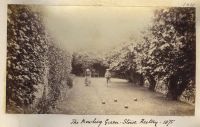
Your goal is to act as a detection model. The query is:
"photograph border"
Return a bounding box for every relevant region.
[0,0,200,127]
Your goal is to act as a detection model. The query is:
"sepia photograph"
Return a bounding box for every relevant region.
[6,5,195,115]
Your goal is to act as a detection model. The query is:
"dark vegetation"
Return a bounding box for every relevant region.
[7,5,72,113]
[71,52,108,77]
[6,6,195,113]
[107,7,195,103]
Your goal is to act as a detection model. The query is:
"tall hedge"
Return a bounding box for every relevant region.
[7,5,72,113]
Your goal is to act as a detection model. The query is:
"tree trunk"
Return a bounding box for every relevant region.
[167,75,189,100]
[138,74,144,86]
[146,74,156,91]
[128,71,134,82]
[127,71,144,86]
[167,75,178,100]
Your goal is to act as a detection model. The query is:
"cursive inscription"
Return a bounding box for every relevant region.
[70,118,175,127]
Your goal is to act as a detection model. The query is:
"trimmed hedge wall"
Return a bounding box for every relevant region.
[7,5,72,113]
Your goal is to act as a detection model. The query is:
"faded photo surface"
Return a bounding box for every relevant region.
[6,5,195,115]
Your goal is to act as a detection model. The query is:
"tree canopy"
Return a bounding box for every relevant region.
[107,7,195,101]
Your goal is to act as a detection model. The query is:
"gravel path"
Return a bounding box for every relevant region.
[54,77,194,115]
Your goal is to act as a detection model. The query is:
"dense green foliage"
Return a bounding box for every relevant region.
[106,43,144,85]
[72,52,108,77]
[107,7,195,102]
[7,5,72,113]
[6,6,195,114]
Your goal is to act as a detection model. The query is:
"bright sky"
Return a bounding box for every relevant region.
[42,6,155,53]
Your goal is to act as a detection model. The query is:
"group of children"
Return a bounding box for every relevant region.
[84,68,111,87]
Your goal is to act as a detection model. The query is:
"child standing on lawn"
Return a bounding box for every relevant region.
[85,68,91,86]
[105,69,111,87]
